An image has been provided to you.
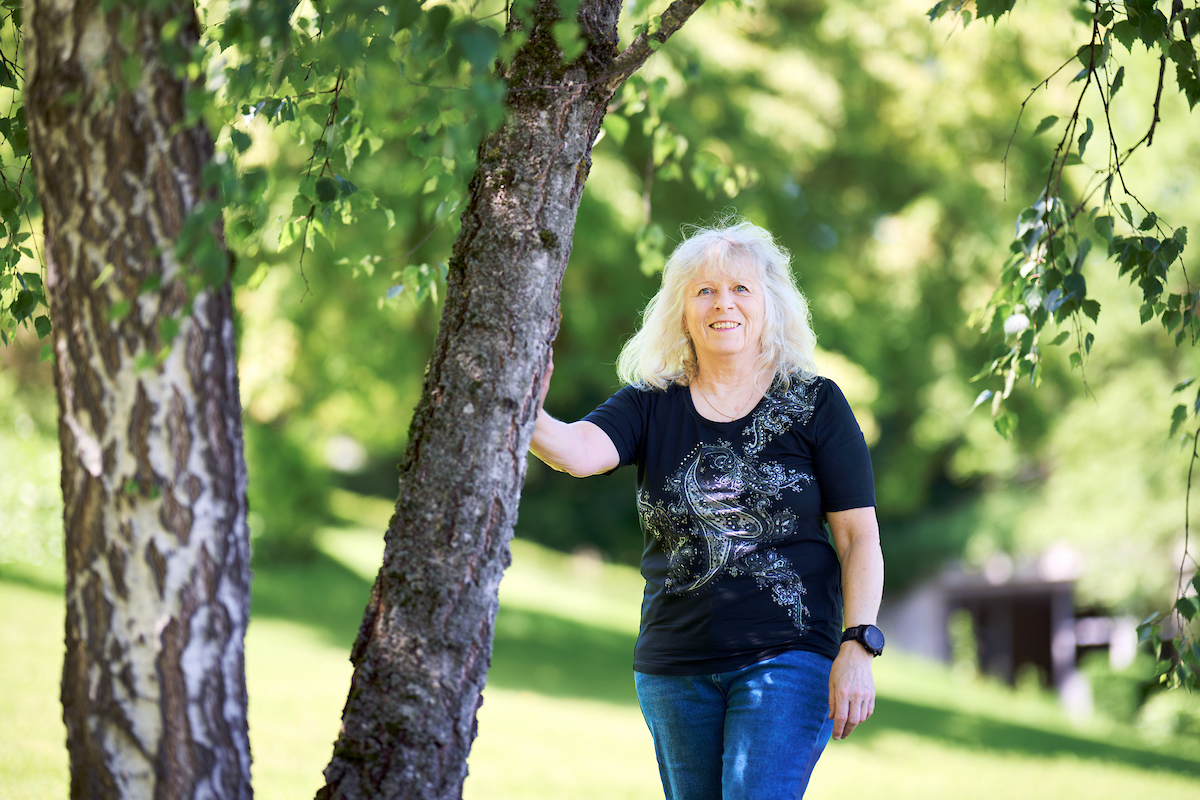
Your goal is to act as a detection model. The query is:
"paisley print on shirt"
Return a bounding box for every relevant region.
[637,376,822,632]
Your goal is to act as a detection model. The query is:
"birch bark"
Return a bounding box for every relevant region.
[24,1,252,797]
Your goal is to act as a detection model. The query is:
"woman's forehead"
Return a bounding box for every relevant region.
[689,259,761,285]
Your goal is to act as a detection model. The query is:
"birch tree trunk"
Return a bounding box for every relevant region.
[319,2,704,798]
[24,1,253,798]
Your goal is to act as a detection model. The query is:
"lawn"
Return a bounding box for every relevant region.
[2,495,1199,799]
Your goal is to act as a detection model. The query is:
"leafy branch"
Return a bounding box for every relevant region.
[936,0,1200,691]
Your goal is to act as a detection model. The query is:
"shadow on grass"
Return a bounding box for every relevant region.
[250,551,374,651]
[119,554,1200,780]
[488,607,639,706]
[248,553,640,707]
[862,695,1200,778]
[0,562,65,595]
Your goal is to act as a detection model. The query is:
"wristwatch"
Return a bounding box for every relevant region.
[841,624,885,657]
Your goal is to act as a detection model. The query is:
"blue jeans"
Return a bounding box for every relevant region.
[635,650,835,800]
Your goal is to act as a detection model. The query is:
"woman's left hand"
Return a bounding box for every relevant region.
[827,641,876,739]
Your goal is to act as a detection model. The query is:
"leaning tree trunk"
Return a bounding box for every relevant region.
[318,1,704,798]
[25,2,252,798]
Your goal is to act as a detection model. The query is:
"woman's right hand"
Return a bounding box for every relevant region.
[530,348,620,478]
[536,348,554,413]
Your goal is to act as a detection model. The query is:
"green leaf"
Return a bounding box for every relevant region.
[1173,378,1196,394]
[1168,39,1196,70]
[108,298,131,322]
[993,409,1017,439]
[1075,43,1099,71]
[34,315,51,339]
[159,315,180,345]
[1139,212,1158,231]
[306,102,330,126]
[1110,65,1125,98]
[1172,660,1195,689]
[451,22,500,73]
[1170,403,1189,437]
[1077,117,1094,158]
[1082,300,1100,324]
[1094,215,1114,244]
[230,129,252,154]
[9,289,36,320]
[278,217,304,250]
[1063,271,1087,299]
[1050,330,1070,346]
[0,188,18,214]
[603,114,630,147]
[974,0,1016,23]
[1137,612,1162,645]
[90,262,113,287]
[1032,115,1059,136]
[314,177,338,204]
[1176,595,1200,622]
[1178,59,1200,110]
[552,20,586,63]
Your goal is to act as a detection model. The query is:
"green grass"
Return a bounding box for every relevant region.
[3,495,1199,799]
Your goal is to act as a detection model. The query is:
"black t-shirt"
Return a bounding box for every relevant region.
[584,374,875,675]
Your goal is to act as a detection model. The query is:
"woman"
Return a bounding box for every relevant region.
[531,218,883,799]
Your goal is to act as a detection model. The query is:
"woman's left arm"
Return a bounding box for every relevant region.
[826,506,884,740]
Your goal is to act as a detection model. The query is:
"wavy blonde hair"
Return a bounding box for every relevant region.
[616,217,818,389]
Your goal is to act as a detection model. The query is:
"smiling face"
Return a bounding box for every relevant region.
[682,260,766,370]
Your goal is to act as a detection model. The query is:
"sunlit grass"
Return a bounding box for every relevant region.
[3,507,1199,799]
[0,574,68,800]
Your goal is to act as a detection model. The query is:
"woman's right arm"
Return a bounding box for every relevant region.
[529,351,621,478]
[530,414,621,477]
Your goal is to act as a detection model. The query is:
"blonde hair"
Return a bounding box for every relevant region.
[616,217,818,389]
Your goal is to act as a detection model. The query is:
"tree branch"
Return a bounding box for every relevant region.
[608,0,707,86]
[1146,51,1167,146]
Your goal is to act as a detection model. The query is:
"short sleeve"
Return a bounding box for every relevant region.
[812,380,876,512]
[582,385,647,468]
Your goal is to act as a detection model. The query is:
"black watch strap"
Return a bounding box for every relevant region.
[841,624,885,656]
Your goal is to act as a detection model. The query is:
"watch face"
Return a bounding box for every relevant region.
[863,626,885,652]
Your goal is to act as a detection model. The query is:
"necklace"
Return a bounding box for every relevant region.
[694,381,762,421]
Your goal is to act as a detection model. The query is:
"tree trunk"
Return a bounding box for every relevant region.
[318,1,703,798]
[25,2,252,798]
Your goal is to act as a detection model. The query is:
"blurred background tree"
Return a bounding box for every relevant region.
[2,0,1196,690]
[201,0,1197,625]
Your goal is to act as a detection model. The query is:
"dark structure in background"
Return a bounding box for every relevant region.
[882,546,1137,708]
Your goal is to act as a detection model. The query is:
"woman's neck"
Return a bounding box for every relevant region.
[690,359,770,421]
[692,356,766,395]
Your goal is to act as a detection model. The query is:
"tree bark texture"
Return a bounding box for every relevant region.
[318,1,704,798]
[25,2,252,798]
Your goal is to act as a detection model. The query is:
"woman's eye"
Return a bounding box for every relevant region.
[735,285,749,292]
[698,287,712,295]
